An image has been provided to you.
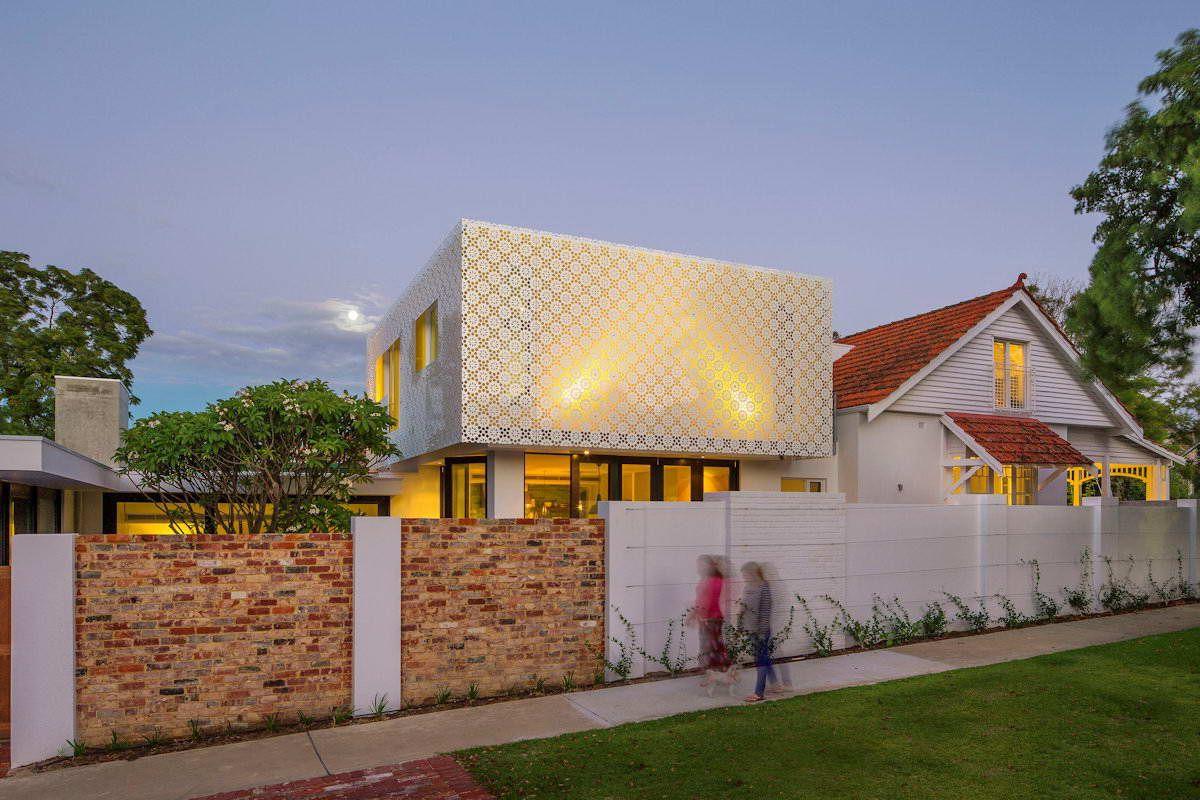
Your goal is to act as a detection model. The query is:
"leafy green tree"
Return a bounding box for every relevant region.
[0,250,152,437]
[114,379,399,534]
[1068,29,1200,394]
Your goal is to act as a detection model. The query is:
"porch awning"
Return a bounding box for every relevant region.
[943,412,1091,467]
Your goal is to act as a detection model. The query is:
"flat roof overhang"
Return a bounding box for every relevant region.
[0,436,129,491]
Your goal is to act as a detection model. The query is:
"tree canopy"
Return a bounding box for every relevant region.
[0,250,152,437]
[114,379,400,534]
[1068,29,1200,392]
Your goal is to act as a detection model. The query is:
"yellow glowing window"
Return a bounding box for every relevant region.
[414,302,438,372]
[703,466,731,494]
[115,502,204,535]
[374,340,401,430]
[621,463,652,501]
[993,340,1027,409]
[781,478,825,492]
[663,465,693,502]
[525,454,570,518]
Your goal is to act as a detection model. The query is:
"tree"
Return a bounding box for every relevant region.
[115,379,400,534]
[1068,29,1200,389]
[1025,272,1085,342]
[0,251,152,437]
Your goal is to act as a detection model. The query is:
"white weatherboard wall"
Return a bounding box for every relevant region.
[603,495,1199,674]
[11,534,76,768]
[352,517,403,715]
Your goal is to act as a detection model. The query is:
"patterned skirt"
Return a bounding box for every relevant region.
[698,618,731,670]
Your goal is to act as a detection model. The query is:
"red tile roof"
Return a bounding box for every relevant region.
[947,412,1091,466]
[833,275,1027,409]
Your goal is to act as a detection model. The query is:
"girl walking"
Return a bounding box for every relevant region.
[740,561,778,702]
[690,555,733,691]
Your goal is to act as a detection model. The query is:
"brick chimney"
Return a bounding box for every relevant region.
[53,376,129,468]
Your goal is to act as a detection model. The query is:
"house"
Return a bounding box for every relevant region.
[826,274,1184,505]
[365,219,836,518]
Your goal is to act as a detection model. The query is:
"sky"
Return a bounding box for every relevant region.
[2,2,1196,415]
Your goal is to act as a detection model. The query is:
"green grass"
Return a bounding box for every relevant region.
[460,629,1200,799]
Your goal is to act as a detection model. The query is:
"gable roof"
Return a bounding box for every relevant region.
[833,277,1025,409]
[945,412,1091,467]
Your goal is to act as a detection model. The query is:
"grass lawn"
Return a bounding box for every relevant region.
[460,629,1200,799]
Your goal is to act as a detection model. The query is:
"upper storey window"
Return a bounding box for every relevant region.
[993,340,1027,410]
[373,340,400,429]
[414,302,438,372]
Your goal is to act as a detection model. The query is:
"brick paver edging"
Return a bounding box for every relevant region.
[189,756,493,800]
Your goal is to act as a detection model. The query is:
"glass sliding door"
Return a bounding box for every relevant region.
[703,465,732,494]
[524,454,571,518]
[662,464,692,502]
[444,458,487,518]
[620,463,652,501]
[576,460,610,518]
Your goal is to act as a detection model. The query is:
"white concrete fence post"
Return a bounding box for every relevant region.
[11,533,77,768]
[351,517,404,715]
[1083,496,1120,606]
[1179,499,1198,588]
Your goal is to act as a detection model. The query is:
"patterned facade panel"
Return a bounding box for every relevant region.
[366,229,463,459]
[459,220,833,457]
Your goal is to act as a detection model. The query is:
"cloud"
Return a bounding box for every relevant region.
[133,293,386,396]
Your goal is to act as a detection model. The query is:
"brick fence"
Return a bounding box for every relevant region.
[400,518,605,705]
[68,519,606,747]
[75,533,354,744]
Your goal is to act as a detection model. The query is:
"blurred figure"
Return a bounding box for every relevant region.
[689,555,732,693]
[741,561,778,702]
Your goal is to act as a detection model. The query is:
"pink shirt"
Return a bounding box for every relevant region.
[696,575,724,620]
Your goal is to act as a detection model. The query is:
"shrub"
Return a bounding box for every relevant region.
[640,610,691,675]
[594,606,639,680]
[917,601,949,637]
[796,596,836,657]
[1099,555,1150,612]
[1062,547,1094,614]
[942,591,990,631]
[994,594,1029,628]
[1024,558,1060,620]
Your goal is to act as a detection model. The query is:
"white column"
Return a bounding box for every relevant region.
[11,534,76,768]
[1084,496,1119,605]
[352,517,403,715]
[486,449,524,518]
[1101,456,1112,498]
[1179,499,1197,587]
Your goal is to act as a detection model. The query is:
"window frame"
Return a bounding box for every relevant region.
[441,456,487,518]
[992,337,1029,410]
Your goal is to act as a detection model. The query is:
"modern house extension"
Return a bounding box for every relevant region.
[831,274,1184,504]
[366,219,836,518]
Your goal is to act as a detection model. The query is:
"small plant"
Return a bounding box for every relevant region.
[1063,546,1094,613]
[1175,549,1197,600]
[297,711,315,729]
[917,601,948,637]
[593,606,639,680]
[533,676,547,694]
[106,731,127,752]
[1099,555,1149,612]
[994,594,1029,628]
[264,712,282,733]
[434,688,452,705]
[465,683,480,702]
[942,591,990,631]
[370,693,391,718]
[66,739,87,757]
[561,673,576,692]
[822,595,885,648]
[593,669,605,686]
[639,609,691,675]
[1024,559,1059,620]
[142,728,166,747]
[1147,559,1173,605]
[330,704,355,724]
[188,719,203,741]
[796,596,836,657]
[871,596,922,645]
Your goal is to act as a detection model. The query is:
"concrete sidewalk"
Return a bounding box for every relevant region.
[2,604,1197,800]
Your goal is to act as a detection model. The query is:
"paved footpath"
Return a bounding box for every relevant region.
[1,604,1197,800]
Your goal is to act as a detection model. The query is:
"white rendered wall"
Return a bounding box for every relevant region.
[352,517,404,715]
[487,449,524,518]
[851,411,943,504]
[603,494,1197,674]
[11,534,76,768]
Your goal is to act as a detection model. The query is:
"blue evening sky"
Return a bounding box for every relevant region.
[1,2,1195,414]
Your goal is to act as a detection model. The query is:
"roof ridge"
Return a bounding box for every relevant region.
[836,277,1024,343]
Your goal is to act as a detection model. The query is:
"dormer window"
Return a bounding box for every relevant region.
[993,340,1027,409]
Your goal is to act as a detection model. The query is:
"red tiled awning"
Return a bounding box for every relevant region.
[946,412,1091,467]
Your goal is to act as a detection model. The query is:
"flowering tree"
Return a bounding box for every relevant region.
[114,379,399,534]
